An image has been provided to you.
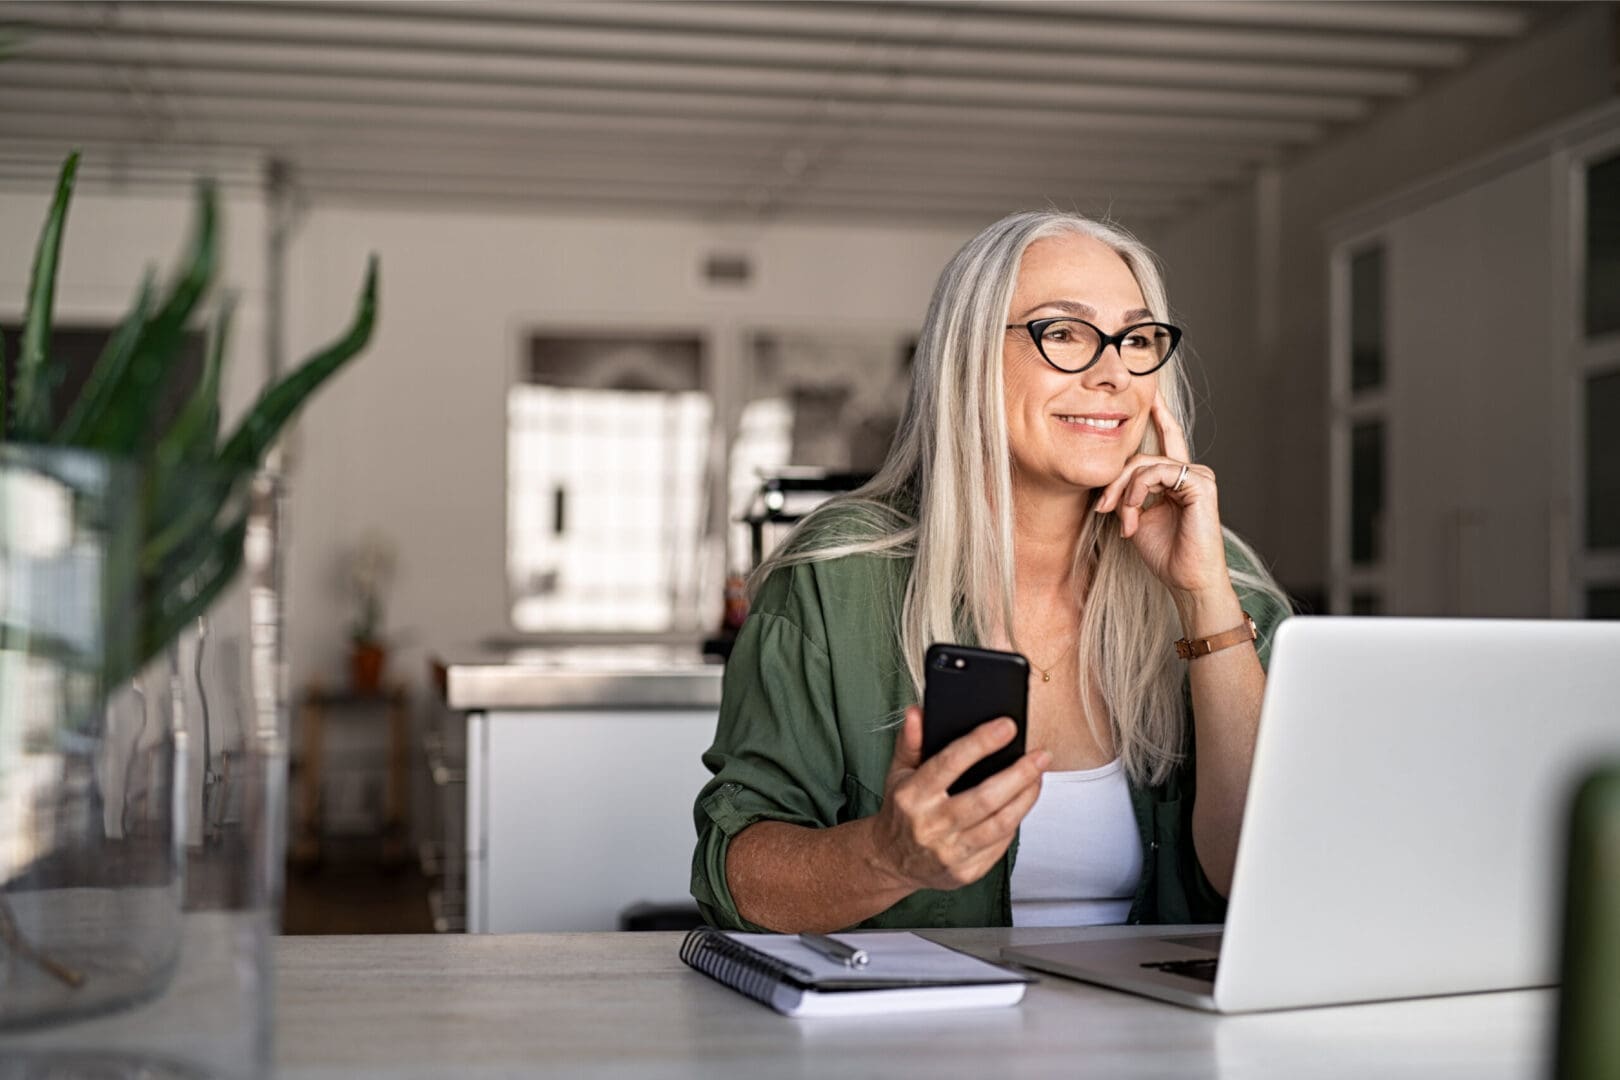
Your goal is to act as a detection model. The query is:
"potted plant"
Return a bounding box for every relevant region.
[0,150,378,1074]
[344,529,399,694]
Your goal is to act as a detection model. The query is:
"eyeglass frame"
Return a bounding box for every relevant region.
[1005,316,1184,376]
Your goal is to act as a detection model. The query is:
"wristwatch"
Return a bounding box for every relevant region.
[1175,611,1257,660]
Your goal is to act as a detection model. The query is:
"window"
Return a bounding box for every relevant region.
[507,334,711,634]
[1350,421,1385,567]
[1586,370,1620,551]
[1331,234,1390,616]
[1349,247,1385,393]
[0,323,204,433]
[1575,141,1620,621]
[1584,151,1620,338]
[727,397,793,572]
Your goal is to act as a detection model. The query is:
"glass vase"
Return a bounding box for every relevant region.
[0,444,284,1079]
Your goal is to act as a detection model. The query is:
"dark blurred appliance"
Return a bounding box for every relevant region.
[740,467,872,569]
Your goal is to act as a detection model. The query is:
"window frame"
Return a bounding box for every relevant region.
[1329,231,1393,615]
[1564,128,1620,615]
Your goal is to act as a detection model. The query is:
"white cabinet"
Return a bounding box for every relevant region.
[466,708,717,933]
[1384,159,1559,616]
[1329,105,1620,617]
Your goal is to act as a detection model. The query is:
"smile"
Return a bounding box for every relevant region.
[1054,414,1127,433]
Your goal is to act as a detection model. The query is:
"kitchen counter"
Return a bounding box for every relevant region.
[442,644,724,710]
[435,643,724,931]
[274,925,1552,1078]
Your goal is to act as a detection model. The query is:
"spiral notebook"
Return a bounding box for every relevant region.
[679,928,1033,1017]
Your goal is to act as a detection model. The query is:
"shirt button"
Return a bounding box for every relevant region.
[1150,841,1160,851]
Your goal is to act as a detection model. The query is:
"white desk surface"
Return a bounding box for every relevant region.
[275,924,1552,1079]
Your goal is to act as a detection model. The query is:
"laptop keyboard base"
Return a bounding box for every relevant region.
[1141,957,1219,983]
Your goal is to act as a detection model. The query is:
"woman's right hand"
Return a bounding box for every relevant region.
[868,706,1051,893]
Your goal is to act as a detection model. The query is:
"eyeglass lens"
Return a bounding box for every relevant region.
[1037,320,1175,374]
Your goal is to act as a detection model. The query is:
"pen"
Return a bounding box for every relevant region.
[798,932,868,968]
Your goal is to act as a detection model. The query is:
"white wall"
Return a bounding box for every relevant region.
[282,206,974,697]
[1147,1,1616,601]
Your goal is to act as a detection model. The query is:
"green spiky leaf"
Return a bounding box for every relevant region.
[78,180,217,453]
[155,292,232,470]
[135,294,239,590]
[218,254,377,471]
[54,268,157,446]
[131,513,247,684]
[13,150,78,440]
[139,465,243,586]
[5,153,382,698]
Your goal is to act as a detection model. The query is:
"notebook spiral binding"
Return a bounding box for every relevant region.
[680,927,810,1008]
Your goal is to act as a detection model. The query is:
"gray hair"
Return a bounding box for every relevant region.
[757,210,1287,786]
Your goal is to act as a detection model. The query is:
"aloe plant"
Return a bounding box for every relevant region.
[2,150,379,689]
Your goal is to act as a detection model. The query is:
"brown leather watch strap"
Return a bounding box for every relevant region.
[1175,611,1257,660]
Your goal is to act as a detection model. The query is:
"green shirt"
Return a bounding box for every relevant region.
[691,529,1289,931]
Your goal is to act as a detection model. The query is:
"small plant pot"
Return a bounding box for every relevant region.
[350,641,388,695]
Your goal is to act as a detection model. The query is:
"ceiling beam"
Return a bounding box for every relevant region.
[0,114,1258,173]
[101,0,1470,68]
[288,170,1181,224]
[0,88,1289,158]
[0,154,1124,204]
[0,128,1255,200]
[0,15,1421,97]
[287,158,1197,204]
[0,72,1328,144]
[1,45,1369,122]
[0,143,1207,205]
[0,135,1197,213]
[976,1,1532,37]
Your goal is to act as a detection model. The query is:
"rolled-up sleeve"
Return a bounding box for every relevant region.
[690,568,846,930]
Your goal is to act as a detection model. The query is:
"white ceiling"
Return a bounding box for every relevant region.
[0,0,1564,226]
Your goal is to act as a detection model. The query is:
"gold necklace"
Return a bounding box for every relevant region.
[1027,635,1078,682]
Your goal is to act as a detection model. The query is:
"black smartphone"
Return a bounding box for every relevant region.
[921,643,1029,796]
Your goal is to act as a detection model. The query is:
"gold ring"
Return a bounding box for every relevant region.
[1173,464,1190,492]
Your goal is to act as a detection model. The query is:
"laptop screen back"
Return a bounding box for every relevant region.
[1215,617,1620,1012]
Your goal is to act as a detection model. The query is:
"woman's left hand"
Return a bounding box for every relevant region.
[1093,390,1231,599]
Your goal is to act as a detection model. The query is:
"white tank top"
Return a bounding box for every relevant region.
[1009,758,1143,927]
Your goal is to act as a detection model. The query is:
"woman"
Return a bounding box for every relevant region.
[691,210,1292,933]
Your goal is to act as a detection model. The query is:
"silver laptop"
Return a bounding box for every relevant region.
[1003,616,1620,1013]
